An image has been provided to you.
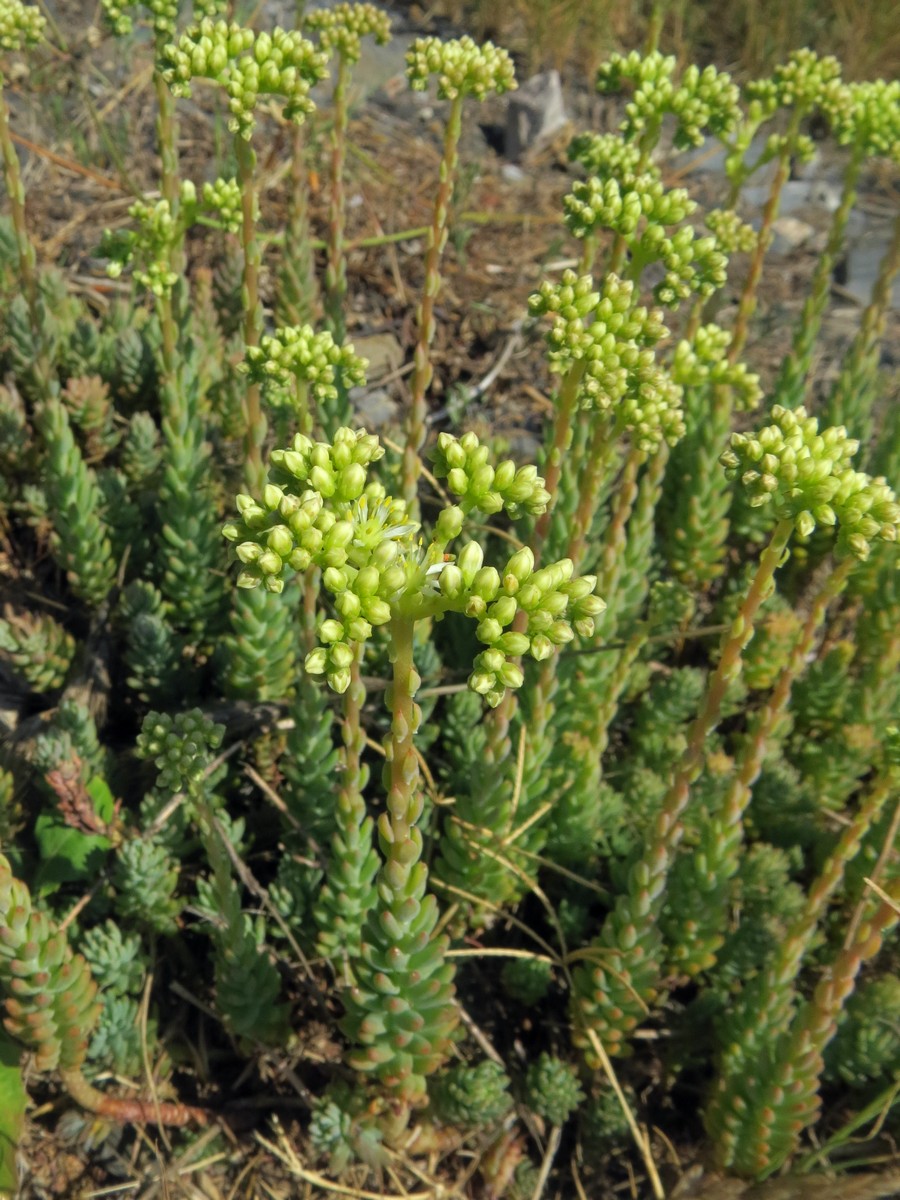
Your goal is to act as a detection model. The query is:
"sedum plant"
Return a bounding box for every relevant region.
[0,14,899,1199]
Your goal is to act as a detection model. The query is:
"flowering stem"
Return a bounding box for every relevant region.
[345,613,458,1103]
[235,132,266,494]
[0,77,40,351]
[565,413,618,571]
[533,360,586,557]
[403,91,465,515]
[721,880,900,1179]
[154,73,178,211]
[675,554,856,977]
[325,53,350,342]
[825,203,900,435]
[774,144,863,409]
[658,518,793,848]
[728,119,798,366]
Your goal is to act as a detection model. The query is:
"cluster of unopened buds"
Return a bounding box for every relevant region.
[161,18,328,136]
[304,2,391,63]
[224,428,604,702]
[201,177,243,233]
[823,79,900,162]
[0,0,44,50]
[104,185,195,296]
[672,324,762,411]
[721,405,900,556]
[100,0,178,40]
[242,325,367,407]
[432,431,550,517]
[563,176,727,306]
[104,179,240,295]
[747,48,843,113]
[595,49,740,149]
[405,34,516,101]
[529,271,683,450]
[567,132,644,186]
[705,208,758,255]
[450,545,605,705]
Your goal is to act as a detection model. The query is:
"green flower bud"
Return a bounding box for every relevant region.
[496,631,530,656]
[319,619,345,643]
[476,618,503,645]
[472,566,501,601]
[435,505,465,542]
[457,541,484,584]
[363,598,392,625]
[440,564,464,598]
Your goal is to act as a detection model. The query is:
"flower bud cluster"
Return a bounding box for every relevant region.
[136,708,225,794]
[824,80,900,163]
[595,50,739,149]
[405,34,516,102]
[305,2,391,64]
[564,174,695,242]
[431,431,551,518]
[225,428,604,699]
[243,324,367,407]
[672,323,762,412]
[669,63,742,148]
[529,271,683,451]
[0,0,44,51]
[563,176,726,307]
[567,132,645,187]
[720,405,900,555]
[746,49,842,114]
[705,208,757,255]
[103,180,198,296]
[440,544,605,707]
[101,0,177,40]
[160,18,328,138]
[654,224,727,307]
[223,427,386,583]
[202,176,243,233]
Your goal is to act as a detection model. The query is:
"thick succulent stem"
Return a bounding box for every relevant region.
[279,121,319,330]
[666,519,793,822]
[315,647,378,969]
[403,92,465,515]
[708,880,900,1178]
[235,132,266,494]
[590,445,643,590]
[566,413,618,572]
[343,615,458,1104]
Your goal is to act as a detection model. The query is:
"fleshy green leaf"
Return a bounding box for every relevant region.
[0,1030,26,1199]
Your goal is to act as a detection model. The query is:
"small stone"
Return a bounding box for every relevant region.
[505,70,567,161]
[501,163,526,183]
[351,332,403,377]
[770,216,816,256]
[352,388,399,430]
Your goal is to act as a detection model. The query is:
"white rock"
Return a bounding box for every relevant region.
[505,70,567,161]
[770,216,816,255]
